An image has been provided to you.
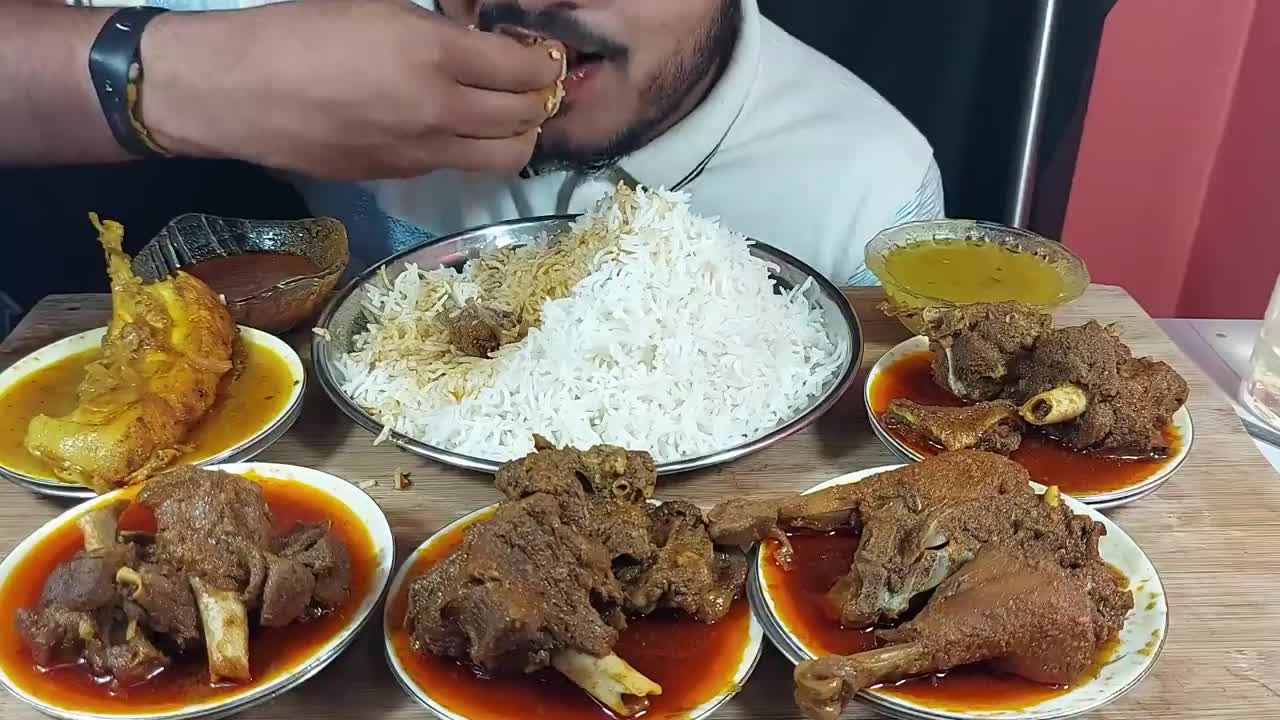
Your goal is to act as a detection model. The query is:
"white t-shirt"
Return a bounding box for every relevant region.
[145,0,944,285]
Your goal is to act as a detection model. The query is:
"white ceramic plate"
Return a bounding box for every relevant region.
[864,336,1194,509]
[384,503,766,720]
[748,465,1168,720]
[0,327,307,499]
[0,462,394,720]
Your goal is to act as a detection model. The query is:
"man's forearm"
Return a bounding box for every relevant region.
[0,3,132,165]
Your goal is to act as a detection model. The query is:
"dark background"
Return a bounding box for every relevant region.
[0,0,1115,320]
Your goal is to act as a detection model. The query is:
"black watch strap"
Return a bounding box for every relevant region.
[88,7,173,158]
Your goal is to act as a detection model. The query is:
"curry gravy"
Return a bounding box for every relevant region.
[0,476,375,713]
[869,351,1179,496]
[388,512,754,720]
[0,336,295,482]
[761,531,1112,711]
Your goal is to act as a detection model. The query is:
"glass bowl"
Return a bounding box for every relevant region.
[865,219,1090,334]
[132,214,350,334]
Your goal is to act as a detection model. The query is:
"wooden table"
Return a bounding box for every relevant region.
[2,286,1278,719]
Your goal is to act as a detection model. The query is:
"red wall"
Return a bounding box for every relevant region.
[1062,0,1280,318]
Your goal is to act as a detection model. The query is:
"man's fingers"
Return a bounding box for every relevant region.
[426,131,540,175]
[447,29,563,92]
[447,86,551,139]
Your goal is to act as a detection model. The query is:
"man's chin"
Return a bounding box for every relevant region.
[529,126,626,175]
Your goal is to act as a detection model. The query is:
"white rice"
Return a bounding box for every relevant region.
[337,185,849,462]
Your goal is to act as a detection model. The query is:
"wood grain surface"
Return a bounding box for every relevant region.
[1,286,1278,719]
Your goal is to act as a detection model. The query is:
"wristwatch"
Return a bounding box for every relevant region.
[88,6,174,158]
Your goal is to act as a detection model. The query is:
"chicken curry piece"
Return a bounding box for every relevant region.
[23,216,237,491]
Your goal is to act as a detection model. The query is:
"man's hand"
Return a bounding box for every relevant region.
[140,0,562,179]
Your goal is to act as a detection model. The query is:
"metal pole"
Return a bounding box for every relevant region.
[1009,0,1061,228]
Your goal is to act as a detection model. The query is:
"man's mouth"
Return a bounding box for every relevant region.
[561,45,608,80]
[491,23,615,81]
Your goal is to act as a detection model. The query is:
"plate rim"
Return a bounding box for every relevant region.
[862,335,1195,506]
[0,326,307,499]
[0,461,394,720]
[749,463,1170,720]
[312,214,863,476]
[381,500,766,720]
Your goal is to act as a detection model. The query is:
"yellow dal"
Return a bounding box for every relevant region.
[882,239,1069,306]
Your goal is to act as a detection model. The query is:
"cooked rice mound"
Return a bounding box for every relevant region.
[337,184,848,462]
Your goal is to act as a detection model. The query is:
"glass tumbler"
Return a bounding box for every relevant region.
[1240,274,1280,430]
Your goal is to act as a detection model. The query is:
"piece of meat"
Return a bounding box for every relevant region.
[406,442,744,715]
[709,451,1027,546]
[1007,321,1127,402]
[704,495,797,568]
[1006,321,1190,455]
[495,440,661,568]
[709,452,1094,627]
[271,522,330,557]
[104,623,169,687]
[707,448,1133,720]
[576,444,658,503]
[445,300,518,358]
[15,606,101,668]
[14,466,356,690]
[137,466,273,596]
[24,215,235,491]
[779,450,1030,535]
[811,453,1038,626]
[260,554,316,628]
[1042,356,1188,455]
[619,501,747,624]
[37,546,136,613]
[275,521,353,610]
[404,493,625,675]
[118,562,201,648]
[883,399,1024,454]
[916,303,1053,401]
[793,543,1132,720]
[495,439,657,504]
[137,466,273,683]
[902,303,1189,457]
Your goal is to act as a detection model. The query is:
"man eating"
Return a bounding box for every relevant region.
[2,0,942,285]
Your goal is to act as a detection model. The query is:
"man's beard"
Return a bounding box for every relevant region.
[529,0,741,175]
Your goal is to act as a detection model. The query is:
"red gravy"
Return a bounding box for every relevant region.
[0,478,375,714]
[387,513,754,720]
[761,531,1119,712]
[869,351,1180,496]
[185,253,321,301]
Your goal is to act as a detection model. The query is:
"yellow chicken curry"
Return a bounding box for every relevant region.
[0,341,293,486]
[0,216,294,492]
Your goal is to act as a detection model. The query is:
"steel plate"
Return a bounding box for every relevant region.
[313,215,862,475]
